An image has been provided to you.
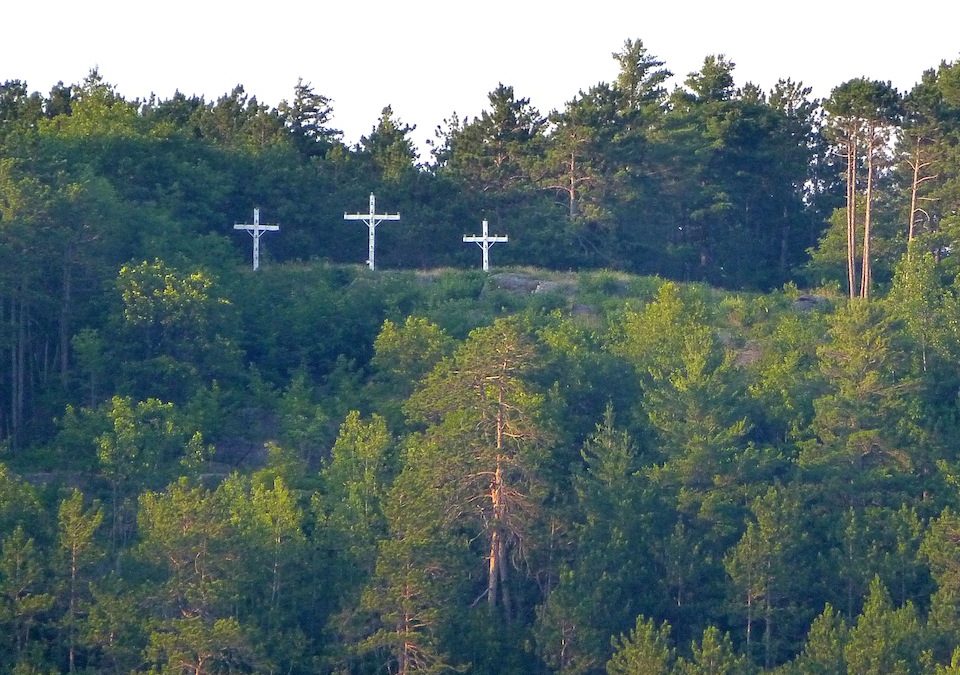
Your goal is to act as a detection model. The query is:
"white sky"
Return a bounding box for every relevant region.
[5,1,960,157]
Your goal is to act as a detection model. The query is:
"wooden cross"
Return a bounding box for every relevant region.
[344,193,400,270]
[463,219,508,271]
[234,208,279,270]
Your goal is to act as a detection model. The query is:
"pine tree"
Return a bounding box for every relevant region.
[606,615,675,675]
[56,489,103,673]
[404,317,548,622]
[844,577,924,675]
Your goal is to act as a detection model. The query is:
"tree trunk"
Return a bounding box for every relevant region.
[846,136,858,300]
[487,457,512,619]
[399,601,412,675]
[909,137,921,248]
[487,518,501,611]
[861,130,874,299]
[907,137,937,250]
[486,365,515,620]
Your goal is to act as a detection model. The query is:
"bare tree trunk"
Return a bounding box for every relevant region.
[489,370,505,614]
[907,137,938,251]
[487,460,511,620]
[487,517,501,610]
[487,370,512,619]
[861,131,874,299]
[846,138,858,299]
[399,601,412,675]
[498,530,512,620]
[909,137,922,248]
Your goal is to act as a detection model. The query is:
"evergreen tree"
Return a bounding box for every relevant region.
[798,300,925,508]
[606,615,675,675]
[359,105,420,184]
[790,604,849,674]
[724,486,805,668]
[676,625,749,675]
[56,489,103,673]
[403,317,549,625]
[0,525,53,667]
[823,78,902,298]
[277,77,341,157]
[319,410,394,603]
[535,405,656,672]
[843,577,924,675]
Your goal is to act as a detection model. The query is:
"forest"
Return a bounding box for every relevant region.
[1,36,960,673]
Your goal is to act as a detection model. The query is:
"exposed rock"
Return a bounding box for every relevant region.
[793,294,830,311]
[490,272,542,293]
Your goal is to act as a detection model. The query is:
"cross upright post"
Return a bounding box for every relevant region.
[463,219,508,271]
[234,208,279,270]
[344,193,400,270]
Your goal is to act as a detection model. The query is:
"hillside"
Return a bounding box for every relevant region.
[2,49,960,673]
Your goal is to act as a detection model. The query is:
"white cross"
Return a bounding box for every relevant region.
[463,219,508,271]
[344,193,400,270]
[234,208,279,270]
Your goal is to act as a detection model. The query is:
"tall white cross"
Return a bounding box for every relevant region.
[344,193,400,270]
[463,219,508,271]
[234,208,279,270]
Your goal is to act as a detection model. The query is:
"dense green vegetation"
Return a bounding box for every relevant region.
[2,38,960,673]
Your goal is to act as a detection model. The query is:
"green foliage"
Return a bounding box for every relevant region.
[344,430,469,674]
[136,479,233,615]
[56,488,104,673]
[618,282,749,515]
[276,368,330,466]
[39,69,140,139]
[114,258,240,401]
[81,579,146,672]
[844,577,925,675]
[886,251,952,372]
[144,616,265,674]
[746,309,828,444]
[96,396,210,492]
[372,316,455,386]
[798,300,927,507]
[790,604,849,674]
[535,406,655,672]
[319,410,394,598]
[0,464,43,534]
[0,525,54,665]
[724,486,806,668]
[607,615,675,675]
[358,105,420,183]
[403,317,548,625]
[922,507,960,661]
[676,625,750,674]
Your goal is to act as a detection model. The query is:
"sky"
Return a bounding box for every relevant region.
[5,1,960,157]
